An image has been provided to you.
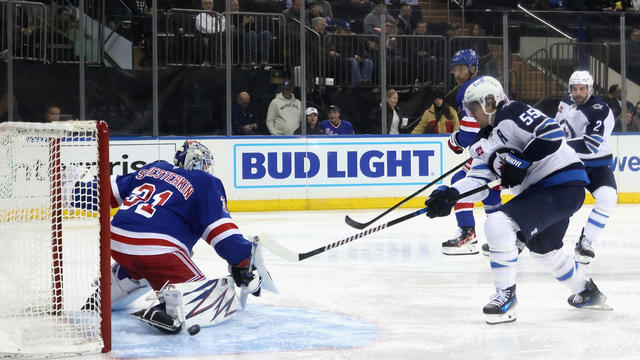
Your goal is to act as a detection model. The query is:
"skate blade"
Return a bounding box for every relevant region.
[443,244,479,256]
[484,311,517,325]
[576,302,613,311]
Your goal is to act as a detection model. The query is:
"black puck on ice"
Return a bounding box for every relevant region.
[188,324,200,336]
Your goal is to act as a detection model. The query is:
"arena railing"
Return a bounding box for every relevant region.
[0,0,47,62]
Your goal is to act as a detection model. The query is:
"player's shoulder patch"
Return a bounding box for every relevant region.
[220,195,229,214]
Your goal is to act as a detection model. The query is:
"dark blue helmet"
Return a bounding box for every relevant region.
[450,49,479,72]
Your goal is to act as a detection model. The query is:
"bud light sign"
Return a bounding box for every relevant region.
[234,141,442,188]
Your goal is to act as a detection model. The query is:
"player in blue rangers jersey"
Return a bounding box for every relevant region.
[554,70,617,264]
[81,140,276,334]
[424,76,611,324]
[442,49,502,256]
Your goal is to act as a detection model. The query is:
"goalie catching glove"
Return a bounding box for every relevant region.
[425,186,460,218]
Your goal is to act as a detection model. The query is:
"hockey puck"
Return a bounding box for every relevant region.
[188,324,200,336]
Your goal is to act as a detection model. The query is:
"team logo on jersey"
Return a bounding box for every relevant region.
[220,195,229,214]
[592,103,602,110]
[558,105,563,113]
[475,146,484,156]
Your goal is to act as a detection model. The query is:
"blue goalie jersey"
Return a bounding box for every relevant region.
[109,161,250,266]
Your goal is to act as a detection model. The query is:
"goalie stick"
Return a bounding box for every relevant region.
[262,179,501,262]
[344,158,470,229]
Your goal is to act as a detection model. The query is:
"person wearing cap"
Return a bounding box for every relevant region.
[295,107,325,135]
[320,105,354,135]
[335,20,374,85]
[265,80,302,135]
[412,89,459,134]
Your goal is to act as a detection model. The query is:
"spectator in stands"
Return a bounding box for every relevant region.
[307,1,324,23]
[266,80,302,135]
[195,0,225,34]
[282,0,302,21]
[367,89,407,134]
[614,108,640,132]
[231,92,259,135]
[413,20,427,35]
[45,105,62,122]
[411,90,459,134]
[320,105,355,134]
[406,20,443,85]
[230,0,271,64]
[627,28,640,81]
[363,0,395,34]
[296,107,325,134]
[315,0,334,18]
[396,3,415,35]
[334,20,374,85]
[605,84,633,122]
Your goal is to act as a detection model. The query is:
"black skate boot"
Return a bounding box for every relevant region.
[442,226,477,255]
[131,303,183,334]
[568,279,612,310]
[483,284,517,324]
[575,228,594,264]
[481,239,525,257]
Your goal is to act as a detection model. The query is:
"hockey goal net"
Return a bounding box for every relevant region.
[0,121,111,357]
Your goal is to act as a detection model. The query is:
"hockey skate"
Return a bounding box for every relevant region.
[483,285,517,324]
[442,227,478,255]
[568,279,612,310]
[131,285,185,334]
[575,229,595,264]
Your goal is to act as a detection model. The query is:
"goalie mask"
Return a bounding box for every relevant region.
[568,70,594,105]
[174,140,214,173]
[463,76,507,126]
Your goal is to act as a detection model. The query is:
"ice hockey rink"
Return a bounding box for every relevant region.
[77,204,640,360]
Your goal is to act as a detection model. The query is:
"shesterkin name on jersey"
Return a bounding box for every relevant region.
[135,166,195,200]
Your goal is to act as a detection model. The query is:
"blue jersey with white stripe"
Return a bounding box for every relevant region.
[110,161,251,266]
[456,101,588,201]
[554,95,614,167]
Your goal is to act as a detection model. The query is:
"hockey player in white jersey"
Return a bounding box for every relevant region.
[423,76,611,324]
[555,70,617,264]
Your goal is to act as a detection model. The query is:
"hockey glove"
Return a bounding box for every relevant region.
[448,131,464,154]
[230,259,261,296]
[425,186,460,218]
[500,151,531,188]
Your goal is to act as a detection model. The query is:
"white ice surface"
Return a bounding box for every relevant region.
[69,204,640,359]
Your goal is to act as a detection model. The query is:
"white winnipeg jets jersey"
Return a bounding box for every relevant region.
[454,101,587,202]
[555,95,614,166]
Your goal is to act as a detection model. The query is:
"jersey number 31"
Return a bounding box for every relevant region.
[120,184,173,218]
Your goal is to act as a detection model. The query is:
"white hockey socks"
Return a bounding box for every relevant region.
[584,186,616,244]
[485,212,519,290]
[530,249,588,294]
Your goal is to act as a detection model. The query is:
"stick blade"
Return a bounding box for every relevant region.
[256,233,300,262]
[344,215,368,230]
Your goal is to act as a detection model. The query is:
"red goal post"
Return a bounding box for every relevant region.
[0,121,111,357]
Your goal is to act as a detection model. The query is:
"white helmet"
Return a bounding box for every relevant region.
[568,70,594,103]
[463,76,507,124]
[173,140,214,173]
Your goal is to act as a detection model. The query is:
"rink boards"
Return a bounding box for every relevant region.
[108,134,640,211]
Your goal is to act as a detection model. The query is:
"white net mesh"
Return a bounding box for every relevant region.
[0,121,107,357]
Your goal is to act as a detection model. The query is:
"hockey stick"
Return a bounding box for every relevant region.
[262,179,501,262]
[344,158,470,230]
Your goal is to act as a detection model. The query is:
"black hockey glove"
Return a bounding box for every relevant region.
[500,151,531,188]
[425,186,460,218]
[230,259,261,296]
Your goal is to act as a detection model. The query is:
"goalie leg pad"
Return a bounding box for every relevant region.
[111,263,151,310]
[174,277,240,329]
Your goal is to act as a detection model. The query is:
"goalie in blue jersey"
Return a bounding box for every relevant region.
[424,76,611,324]
[81,140,277,334]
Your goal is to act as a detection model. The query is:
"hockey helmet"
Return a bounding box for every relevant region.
[568,70,594,103]
[450,49,479,73]
[463,76,507,124]
[174,140,214,172]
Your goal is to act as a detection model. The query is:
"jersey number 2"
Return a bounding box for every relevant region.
[120,184,173,218]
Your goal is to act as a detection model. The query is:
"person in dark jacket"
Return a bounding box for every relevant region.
[366,89,408,134]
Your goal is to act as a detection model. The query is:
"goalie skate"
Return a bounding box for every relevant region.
[131,304,183,335]
[568,279,612,311]
[442,227,478,255]
[483,285,517,325]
